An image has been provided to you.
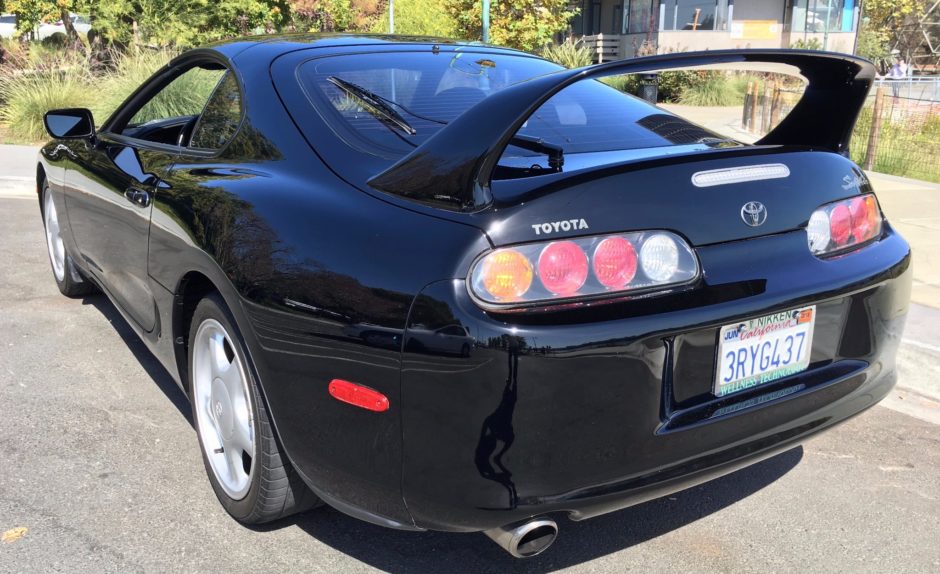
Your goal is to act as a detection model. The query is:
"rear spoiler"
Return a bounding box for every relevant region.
[367,49,875,211]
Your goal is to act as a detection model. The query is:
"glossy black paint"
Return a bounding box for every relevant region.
[37,35,910,534]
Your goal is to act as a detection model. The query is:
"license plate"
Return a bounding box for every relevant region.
[714,306,816,398]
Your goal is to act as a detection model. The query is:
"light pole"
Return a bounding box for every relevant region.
[389,0,395,33]
[482,0,490,42]
[823,0,832,50]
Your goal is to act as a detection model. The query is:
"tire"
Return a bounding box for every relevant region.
[42,184,95,298]
[188,292,319,524]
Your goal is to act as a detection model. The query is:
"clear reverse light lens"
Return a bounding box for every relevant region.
[806,210,830,253]
[639,234,679,282]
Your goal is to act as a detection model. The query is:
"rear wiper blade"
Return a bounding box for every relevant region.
[509,134,565,170]
[327,76,417,136]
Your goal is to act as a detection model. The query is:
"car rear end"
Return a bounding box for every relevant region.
[397,148,911,532]
[272,44,911,537]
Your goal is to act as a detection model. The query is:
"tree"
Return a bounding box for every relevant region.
[861,0,929,60]
[369,0,456,37]
[445,0,577,51]
[288,0,385,32]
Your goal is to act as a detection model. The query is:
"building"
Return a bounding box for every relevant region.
[568,1,862,61]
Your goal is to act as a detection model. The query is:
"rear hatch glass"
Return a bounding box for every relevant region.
[289,50,737,178]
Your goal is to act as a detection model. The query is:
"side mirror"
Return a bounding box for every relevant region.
[44,108,95,139]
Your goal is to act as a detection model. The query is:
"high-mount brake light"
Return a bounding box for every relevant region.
[469,231,699,309]
[807,194,883,257]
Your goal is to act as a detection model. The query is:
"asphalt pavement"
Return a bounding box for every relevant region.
[1,151,939,572]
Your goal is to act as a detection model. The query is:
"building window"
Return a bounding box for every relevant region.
[658,0,730,31]
[625,0,657,34]
[789,0,855,33]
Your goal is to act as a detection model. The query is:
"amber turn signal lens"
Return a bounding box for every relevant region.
[480,249,533,301]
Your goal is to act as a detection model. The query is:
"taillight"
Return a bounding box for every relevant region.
[807,194,883,257]
[469,231,699,309]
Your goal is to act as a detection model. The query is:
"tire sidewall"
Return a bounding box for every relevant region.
[187,293,265,521]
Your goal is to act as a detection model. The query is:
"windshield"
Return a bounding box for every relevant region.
[295,50,732,170]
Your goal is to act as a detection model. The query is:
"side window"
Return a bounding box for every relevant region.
[126,66,224,129]
[189,72,243,150]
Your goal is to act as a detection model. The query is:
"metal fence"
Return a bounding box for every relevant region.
[850,87,940,183]
[873,76,940,103]
[741,81,940,183]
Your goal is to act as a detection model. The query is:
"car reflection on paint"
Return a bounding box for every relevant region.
[344,322,474,356]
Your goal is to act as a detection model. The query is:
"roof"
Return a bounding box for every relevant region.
[204,33,528,61]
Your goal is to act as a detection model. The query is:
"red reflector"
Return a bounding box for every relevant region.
[829,203,852,246]
[328,379,389,412]
[538,241,588,296]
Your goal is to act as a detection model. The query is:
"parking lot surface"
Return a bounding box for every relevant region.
[1,185,939,573]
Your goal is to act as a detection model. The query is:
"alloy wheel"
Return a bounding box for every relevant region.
[191,318,255,499]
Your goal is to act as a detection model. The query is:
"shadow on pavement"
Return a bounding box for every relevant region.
[82,293,193,426]
[284,448,803,571]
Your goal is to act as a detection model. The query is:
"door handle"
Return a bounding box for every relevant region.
[124,187,151,208]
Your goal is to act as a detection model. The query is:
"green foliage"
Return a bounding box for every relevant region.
[89,0,290,47]
[127,65,220,124]
[655,70,698,103]
[855,18,891,70]
[540,38,592,69]
[40,31,67,49]
[790,37,823,50]
[368,0,455,36]
[678,72,743,106]
[445,0,577,51]
[0,67,91,141]
[87,49,176,121]
[599,74,637,94]
[850,105,940,183]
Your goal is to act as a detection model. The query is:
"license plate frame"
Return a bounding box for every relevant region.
[713,305,816,398]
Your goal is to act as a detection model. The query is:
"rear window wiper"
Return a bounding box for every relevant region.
[327,76,417,136]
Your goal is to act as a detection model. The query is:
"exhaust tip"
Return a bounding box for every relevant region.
[484,517,558,558]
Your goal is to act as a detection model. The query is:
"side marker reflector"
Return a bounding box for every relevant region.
[328,379,389,412]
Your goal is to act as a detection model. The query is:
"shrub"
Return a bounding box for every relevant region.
[656,70,698,102]
[678,72,749,106]
[90,49,178,123]
[791,38,823,50]
[40,32,69,50]
[541,38,593,69]
[0,69,93,141]
[600,74,638,94]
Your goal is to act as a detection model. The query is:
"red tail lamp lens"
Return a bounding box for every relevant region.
[849,195,878,243]
[538,241,589,295]
[593,236,637,289]
[480,249,533,301]
[807,193,883,257]
[829,203,852,246]
[328,379,389,412]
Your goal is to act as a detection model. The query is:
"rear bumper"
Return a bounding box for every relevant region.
[399,226,912,532]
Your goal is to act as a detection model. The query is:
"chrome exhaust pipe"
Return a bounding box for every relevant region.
[483,517,558,558]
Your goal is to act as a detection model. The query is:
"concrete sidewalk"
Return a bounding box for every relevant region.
[0,144,39,198]
[869,172,940,308]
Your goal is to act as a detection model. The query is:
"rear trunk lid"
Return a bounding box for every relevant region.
[477,148,872,247]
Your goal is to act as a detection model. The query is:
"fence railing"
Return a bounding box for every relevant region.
[873,76,940,103]
[741,81,940,183]
[582,34,621,64]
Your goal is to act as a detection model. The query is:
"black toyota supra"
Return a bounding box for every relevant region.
[37,35,911,557]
